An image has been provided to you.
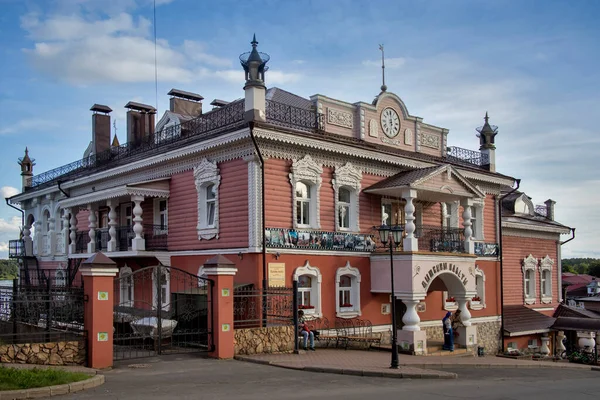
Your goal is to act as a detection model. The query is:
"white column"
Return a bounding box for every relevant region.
[540,334,550,356]
[455,295,477,348]
[23,224,33,256]
[61,209,70,254]
[456,297,472,326]
[48,216,56,256]
[33,220,42,255]
[401,189,418,252]
[131,195,145,251]
[401,299,421,331]
[87,204,97,253]
[69,210,77,254]
[461,198,474,254]
[107,200,118,252]
[556,331,566,357]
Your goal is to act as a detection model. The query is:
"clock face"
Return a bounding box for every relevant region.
[380,108,400,138]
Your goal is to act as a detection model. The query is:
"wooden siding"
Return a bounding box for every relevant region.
[359,173,385,232]
[421,202,442,226]
[320,167,335,231]
[483,194,497,242]
[502,235,559,307]
[75,210,90,231]
[265,158,293,228]
[417,173,472,197]
[167,158,249,250]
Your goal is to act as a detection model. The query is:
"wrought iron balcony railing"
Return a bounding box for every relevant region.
[27,100,246,189]
[446,146,489,168]
[265,100,324,133]
[474,242,499,257]
[8,240,24,258]
[416,225,466,253]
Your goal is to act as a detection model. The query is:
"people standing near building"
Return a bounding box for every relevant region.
[298,310,315,351]
[451,309,463,339]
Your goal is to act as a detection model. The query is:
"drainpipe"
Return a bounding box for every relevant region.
[5,198,24,227]
[57,180,70,198]
[248,122,267,297]
[558,228,576,303]
[498,178,520,352]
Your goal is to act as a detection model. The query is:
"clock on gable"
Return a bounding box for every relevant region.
[380,107,400,138]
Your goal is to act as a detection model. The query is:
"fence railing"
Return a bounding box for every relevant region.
[233,286,295,329]
[75,224,167,253]
[8,239,24,258]
[266,100,324,133]
[27,100,246,189]
[0,279,85,345]
[446,146,489,168]
[416,225,466,253]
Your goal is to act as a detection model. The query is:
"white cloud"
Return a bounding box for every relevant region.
[215,69,301,85]
[0,187,19,199]
[0,118,60,135]
[0,216,21,235]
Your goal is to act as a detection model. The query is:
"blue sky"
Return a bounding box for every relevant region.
[0,0,598,259]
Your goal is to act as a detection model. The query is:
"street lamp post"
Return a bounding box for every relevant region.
[376,224,403,369]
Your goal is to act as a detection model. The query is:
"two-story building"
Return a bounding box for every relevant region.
[7,36,574,355]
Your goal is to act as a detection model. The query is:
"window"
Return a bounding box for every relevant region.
[55,270,66,287]
[528,339,538,349]
[153,268,170,311]
[119,266,134,307]
[293,261,322,317]
[335,261,362,318]
[333,162,362,231]
[381,199,404,226]
[539,255,554,304]
[469,201,484,240]
[470,266,486,310]
[43,210,51,233]
[295,182,311,226]
[153,198,168,233]
[194,158,221,240]
[442,202,459,228]
[522,254,537,305]
[289,155,323,229]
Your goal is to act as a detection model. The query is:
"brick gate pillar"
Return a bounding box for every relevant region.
[80,252,118,369]
[203,255,237,359]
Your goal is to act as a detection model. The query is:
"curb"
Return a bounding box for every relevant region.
[234,356,457,380]
[0,374,104,400]
[397,363,598,370]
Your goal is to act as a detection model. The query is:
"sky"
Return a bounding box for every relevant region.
[0,0,598,259]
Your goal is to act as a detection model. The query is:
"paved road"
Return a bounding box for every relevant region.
[56,354,599,400]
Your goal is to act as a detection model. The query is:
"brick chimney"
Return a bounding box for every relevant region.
[125,102,156,146]
[90,104,112,155]
[168,89,203,117]
[544,199,556,221]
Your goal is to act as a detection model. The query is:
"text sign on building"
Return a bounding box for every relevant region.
[268,263,286,287]
[421,262,468,289]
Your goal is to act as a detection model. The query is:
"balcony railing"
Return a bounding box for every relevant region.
[416,225,466,253]
[446,146,489,168]
[74,224,167,253]
[27,100,246,189]
[8,240,24,258]
[265,100,324,133]
[474,242,499,257]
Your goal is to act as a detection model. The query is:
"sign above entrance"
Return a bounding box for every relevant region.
[421,262,468,289]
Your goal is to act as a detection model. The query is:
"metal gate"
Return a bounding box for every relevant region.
[113,265,213,360]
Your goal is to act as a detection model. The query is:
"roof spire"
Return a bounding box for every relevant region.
[252,33,258,48]
[484,111,489,124]
[379,44,387,92]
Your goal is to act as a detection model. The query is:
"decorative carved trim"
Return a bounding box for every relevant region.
[539,255,554,304]
[404,128,413,145]
[420,132,441,150]
[359,109,365,139]
[194,158,220,240]
[246,157,262,250]
[332,162,362,232]
[59,187,170,208]
[289,155,323,229]
[335,261,362,318]
[522,254,538,305]
[502,228,562,240]
[369,119,378,137]
[502,221,569,235]
[327,107,354,128]
[293,260,323,318]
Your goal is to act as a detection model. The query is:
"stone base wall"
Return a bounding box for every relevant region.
[0,341,86,365]
[476,321,501,355]
[424,326,444,343]
[234,326,294,355]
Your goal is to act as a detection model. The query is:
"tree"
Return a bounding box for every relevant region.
[0,259,18,280]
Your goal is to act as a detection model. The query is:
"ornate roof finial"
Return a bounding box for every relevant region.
[379,44,387,92]
[251,33,258,47]
[484,111,489,124]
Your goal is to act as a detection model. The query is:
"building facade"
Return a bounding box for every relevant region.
[7,37,573,355]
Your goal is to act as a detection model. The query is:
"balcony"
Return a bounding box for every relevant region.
[416,225,466,253]
[74,224,168,254]
[446,146,489,168]
[265,100,324,133]
[8,240,24,258]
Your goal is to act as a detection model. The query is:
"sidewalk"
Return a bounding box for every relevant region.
[236,349,598,380]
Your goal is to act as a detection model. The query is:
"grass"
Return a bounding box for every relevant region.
[0,366,90,391]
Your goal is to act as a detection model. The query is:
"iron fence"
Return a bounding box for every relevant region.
[27,100,246,189]
[233,286,295,329]
[416,225,465,253]
[266,100,324,132]
[0,279,85,345]
[446,146,489,168]
[8,240,24,259]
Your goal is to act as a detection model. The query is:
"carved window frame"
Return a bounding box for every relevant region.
[470,265,486,310]
[470,198,485,241]
[442,201,459,229]
[332,162,362,232]
[522,254,537,305]
[539,255,554,304]
[293,261,322,318]
[194,158,221,240]
[335,261,361,318]
[289,155,323,230]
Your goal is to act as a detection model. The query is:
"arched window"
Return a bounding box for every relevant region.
[294,261,322,317]
[295,181,311,227]
[43,210,51,233]
[335,262,361,318]
[120,266,134,307]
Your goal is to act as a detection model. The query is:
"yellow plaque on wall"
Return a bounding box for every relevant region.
[268,263,286,287]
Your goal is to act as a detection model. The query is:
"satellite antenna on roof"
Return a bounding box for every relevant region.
[379,44,387,92]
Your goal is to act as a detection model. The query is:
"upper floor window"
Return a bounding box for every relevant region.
[522,254,537,305]
[289,155,323,230]
[333,163,362,232]
[153,199,168,234]
[338,188,351,229]
[442,202,459,228]
[194,158,220,240]
[539,255,554,304]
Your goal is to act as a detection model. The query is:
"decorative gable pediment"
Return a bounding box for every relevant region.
[411,165,485,199]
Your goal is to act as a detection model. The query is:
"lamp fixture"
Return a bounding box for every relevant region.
[238,252,243,260]
[274,252,280,260]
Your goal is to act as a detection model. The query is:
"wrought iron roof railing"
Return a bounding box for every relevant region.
[446,146,489,168]
[265,99,324,133]
[534,205,547,217]
[27,100,246,189]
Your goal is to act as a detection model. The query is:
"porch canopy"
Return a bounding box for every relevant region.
[363,164,485,203]
[59,179,170,209]
[503,305,556,336]
[552,317,600,332]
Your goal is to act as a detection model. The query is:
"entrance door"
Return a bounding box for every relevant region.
[113,265,213,360]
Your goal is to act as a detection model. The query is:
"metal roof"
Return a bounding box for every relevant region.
[168,88,204,102]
